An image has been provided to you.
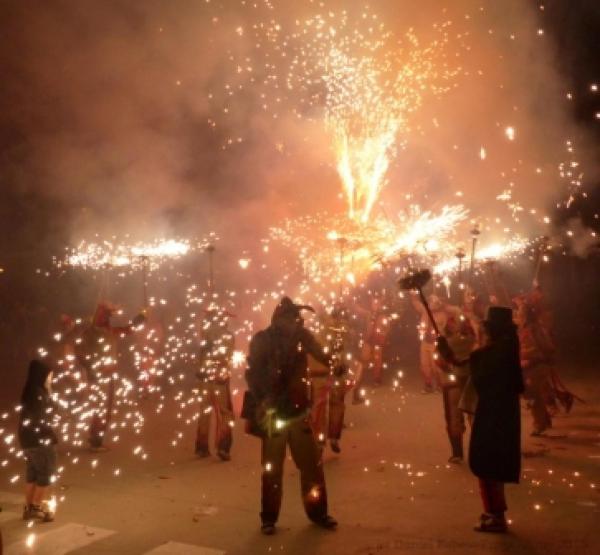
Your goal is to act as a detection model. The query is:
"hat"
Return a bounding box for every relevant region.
[271,296,315,323]
[484,306,514,330]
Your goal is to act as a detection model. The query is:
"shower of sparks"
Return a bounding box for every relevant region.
[206,1,591,241]
[221,5,459,223]
[433,236,530,275]
[269,205,470,285]
[322,27,457,222]
[1,7,598,547]
[57,238,208,271]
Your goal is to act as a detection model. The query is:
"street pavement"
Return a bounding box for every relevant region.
[0,372,598,555]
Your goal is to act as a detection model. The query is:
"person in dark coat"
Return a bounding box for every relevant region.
[437,306,523,533]
[18,359,58,522]
[245,297,340,535]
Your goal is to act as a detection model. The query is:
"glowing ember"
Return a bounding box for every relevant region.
[270,205,469,284]
[322,29,456,223]
[58,237,216,271]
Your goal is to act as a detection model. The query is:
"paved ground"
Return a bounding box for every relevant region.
[0,371,598,555]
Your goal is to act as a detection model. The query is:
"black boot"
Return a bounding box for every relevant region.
[261,522,276,535]
[312,514,338,530]
[448,435,463,463]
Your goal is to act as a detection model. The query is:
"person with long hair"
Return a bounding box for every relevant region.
[18,359,58,522]
[438,306,523,533]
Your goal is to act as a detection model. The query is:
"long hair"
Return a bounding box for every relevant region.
[20,359,51,407]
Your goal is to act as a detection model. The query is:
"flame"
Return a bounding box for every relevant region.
[59,236,216,271]
[323,31,456,223]
[270,205,469,283]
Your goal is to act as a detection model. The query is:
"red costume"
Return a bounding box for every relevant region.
[77,302,136,450]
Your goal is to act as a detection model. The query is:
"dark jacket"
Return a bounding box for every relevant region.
[246,325,330,418]
[468,337,524,483]
[18,360,58,449]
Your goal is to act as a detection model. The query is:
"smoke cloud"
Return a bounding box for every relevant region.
[0,0,596,254]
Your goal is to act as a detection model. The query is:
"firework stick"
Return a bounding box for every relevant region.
[206,244,216,291]
[468,227,480,286]
[454,247,466,304]
[398,270,440,336]
[141,255,149,309]
[418,288,441,336]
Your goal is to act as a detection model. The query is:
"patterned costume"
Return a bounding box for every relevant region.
[358,297,390,385]
[412,294,457,392]
[75,303,136,450]
[310,304,354,452]
[194,308,235,460]
[514,290,554,434]
[437,315,476,461]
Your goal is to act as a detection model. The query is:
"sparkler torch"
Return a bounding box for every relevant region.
[468,225,481,286]
[455,246,466,303]
[140,255,149,309]
[456,247,466,285]
[398,269,440,335]
[206,244,216,291]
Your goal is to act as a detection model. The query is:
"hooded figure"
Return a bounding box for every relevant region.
[247,297,329,418]
[245,296,338,535]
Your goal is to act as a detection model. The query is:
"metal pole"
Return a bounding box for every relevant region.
[418,288,440,336]
[337,237,347,297]
[141,256,149,309]
[469,225,480,286]
[206,244,216,291]
[456,247,465,303]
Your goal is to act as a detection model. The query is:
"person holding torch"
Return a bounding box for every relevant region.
[437,306,523,533]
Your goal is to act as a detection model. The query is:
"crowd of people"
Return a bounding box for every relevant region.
[14,272,578,538]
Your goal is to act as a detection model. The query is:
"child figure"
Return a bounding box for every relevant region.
[18,359,58,522]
